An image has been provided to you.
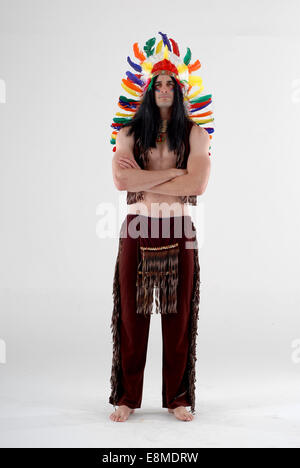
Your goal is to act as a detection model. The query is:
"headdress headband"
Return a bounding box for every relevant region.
[110,31,214,154]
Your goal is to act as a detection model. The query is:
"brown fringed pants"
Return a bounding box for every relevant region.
[108,214,200,415]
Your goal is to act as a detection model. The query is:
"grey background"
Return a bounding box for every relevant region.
[0,0,300,448]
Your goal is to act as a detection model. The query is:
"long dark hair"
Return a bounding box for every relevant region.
[122,75,193,166]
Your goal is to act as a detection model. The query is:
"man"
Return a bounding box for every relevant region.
[108,33,212,422]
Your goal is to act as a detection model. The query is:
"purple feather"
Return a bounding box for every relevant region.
[126,71,145,87]
[127,56,142,73]
[119,97,138,110]
[158,32,171,51]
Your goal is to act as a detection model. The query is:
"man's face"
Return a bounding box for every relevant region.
[154,74,175,109]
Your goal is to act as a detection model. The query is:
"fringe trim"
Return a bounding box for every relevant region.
[186,221,201,416]
[108,234,124,408]
[136,242,180,315]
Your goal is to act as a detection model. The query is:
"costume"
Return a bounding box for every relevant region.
[108,32,214,415]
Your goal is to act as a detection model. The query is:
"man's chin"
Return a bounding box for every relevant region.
[157,103,172,108]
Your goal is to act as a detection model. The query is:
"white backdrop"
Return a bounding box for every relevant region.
[0,0,300,448]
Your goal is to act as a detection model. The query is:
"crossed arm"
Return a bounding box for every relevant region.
[113,125,211,196]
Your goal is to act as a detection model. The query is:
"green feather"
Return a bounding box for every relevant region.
[113,117,132,123]
[143,37,156,57]
[189,94,212,104]
[183,47,192,66]
[120,95,140,103]
[147,76,154,92]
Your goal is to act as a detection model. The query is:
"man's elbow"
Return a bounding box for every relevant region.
[197,187,205,196]
[113,170,127,191]
[195,165,210,196]
[195,180,209,196]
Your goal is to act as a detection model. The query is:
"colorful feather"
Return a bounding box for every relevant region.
[190,94,212,104]
[122,78,143,93]
[188,85,204,100]
[143,37,156,57]
[133,43,146,62]
[190,99,212,111]
[125,71,145,87]
[183,47,192,66]
[156,40,163,54]
[203,127,214,134]
[191,118,214,124]
[169,38,180,56]
[158,31,172,51]
[190,111,213,118]
[127,56,142,73]
[121,81,141,97]
[119,95,140,103]
[188,60,201,73]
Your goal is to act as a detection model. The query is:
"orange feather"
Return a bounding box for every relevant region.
[133,42,146,62]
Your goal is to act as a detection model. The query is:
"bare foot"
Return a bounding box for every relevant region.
[168,406,194,421]
[109,405,135,422]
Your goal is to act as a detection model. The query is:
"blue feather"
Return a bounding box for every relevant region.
[127,56,142,73]
[126,71,145,87]
[158,31,171,51]
[119,97,138,110]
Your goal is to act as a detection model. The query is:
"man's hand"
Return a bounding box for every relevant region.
[117,157,142,170]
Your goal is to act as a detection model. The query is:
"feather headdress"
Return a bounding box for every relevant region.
[110,31,214,154]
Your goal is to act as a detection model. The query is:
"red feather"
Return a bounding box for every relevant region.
[169,38,180,56]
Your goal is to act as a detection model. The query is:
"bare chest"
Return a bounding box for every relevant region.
[146,141,177,170]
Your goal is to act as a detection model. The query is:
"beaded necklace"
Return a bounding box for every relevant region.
[156,119,168,143]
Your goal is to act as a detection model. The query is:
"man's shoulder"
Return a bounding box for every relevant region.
[189,123,210,145]
[115,126,135,157]
[117,126,135,143]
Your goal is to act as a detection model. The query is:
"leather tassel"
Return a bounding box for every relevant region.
[136,243,179,315]
[186,221,201,416]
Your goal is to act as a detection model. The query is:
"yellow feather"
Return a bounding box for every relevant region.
[191,118,214,124]
[142,61,153,74]
[156,40,163,54]
[177,64,188,74]
[116,112,135,117]
[188,75,203,87]
[163,44,169,60]
[121,82,141,97]
[188,84,204,100]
